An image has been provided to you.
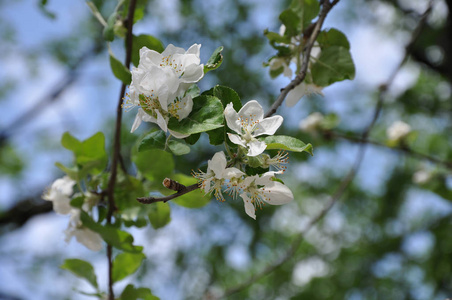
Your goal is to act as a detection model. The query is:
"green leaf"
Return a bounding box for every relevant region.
[168,140,190,156]
[317,28,351,50]
[61,259,98,288]
[110,53,132,85]
[290,0,320,31]
[133,149,174,183]
[131,34,164,67]
[264,30,291,44]
[120,284,160,300]
[80,212,143,253]
[55,162,79,180]
[167,95,224,135]
[204,46,224,74]
[70,196,84,209]
[321,113,340,130]
[184,133,201,145]
[261,135,313,155]
[279,9,301,36]
[138,131,166,152]
[138,131,190,155]
[112,252,146,282]
[172,174,210,208]
[148,202,171,229]
[311,46,355,87]
[245,166,269,176]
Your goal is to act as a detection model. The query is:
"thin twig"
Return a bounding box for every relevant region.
[264,0,340,118]
[106,1,137,299]
[137,183,199,204]
[328,131,452,169]
[209,2,434,298]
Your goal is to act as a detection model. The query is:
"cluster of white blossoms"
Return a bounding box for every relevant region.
[124,44,204,138]
[194,100,293,219]
[386,120,412,142]
[42,176,103,251]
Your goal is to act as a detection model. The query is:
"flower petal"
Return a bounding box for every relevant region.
[210,151,227,178]
[186,43,201,56]
[74,228,103,251]
[176,95,193,120]
[227,133,247,148]
[155,110,168,132]
[246,139,267,157]
[253,115,283,137]
[285,84,305,107]
[161,44,186,56]
[168,129,189,139]
[222,167,245,180]
[240,193,256,219]
[224,103,242,134]
[238,100,264,122]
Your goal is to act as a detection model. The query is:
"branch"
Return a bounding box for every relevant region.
[208,2,435,298]
[137,182,199,204]
[264,0,339,118]
[327,131,452,169]
[106,1,137,299]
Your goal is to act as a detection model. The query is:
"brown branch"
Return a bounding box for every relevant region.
[208,2,435,298]
[106,1,137,299]
[264,0,340,118]
[137,183,199,204]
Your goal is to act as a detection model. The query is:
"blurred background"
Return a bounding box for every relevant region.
[1,0,452,299]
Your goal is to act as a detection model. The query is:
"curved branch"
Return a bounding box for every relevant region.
[264,0,340,118]
[137,183,199,204]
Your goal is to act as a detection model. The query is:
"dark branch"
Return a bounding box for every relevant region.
[264,0,339,118]
[137,183,199,204]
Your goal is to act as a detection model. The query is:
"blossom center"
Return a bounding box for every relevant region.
[160,55,184,77]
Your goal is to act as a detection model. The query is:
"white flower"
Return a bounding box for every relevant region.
[239,171,293,219]
[193,151,244,201]
[387,121,411,141]
[286,83,323,107]
[413,170,432,185]
[126,44,203,135]
[42,176,76,215]
[262,150,289,173]
[299,112,324,132]
[65,209,103,251]
[224,100,283,157]
[269,57,293,78]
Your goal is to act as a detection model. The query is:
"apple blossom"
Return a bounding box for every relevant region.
[42,176,76,215]
[387,120,411,142]
[125,43,203,135]
[239,171,294,219]
[193,151,244,202]
[224,100,283,157]
[262,150,289,173]
[299,112,324,132]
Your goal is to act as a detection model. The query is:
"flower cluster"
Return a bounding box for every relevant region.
[194,100,293,219]
[125,44,204,137]
[42,176,103,251]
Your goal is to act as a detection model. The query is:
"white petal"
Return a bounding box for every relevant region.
[162,44,186,56]
[168,129,189,139]
[246,139,267,157]
[131,110,144,133]
[283,64,293,78]
[285,84,306,107]
[238,100,264,122]
[227,133,247,147]
[253,115,283,137]
[131,109,155,133]
[222,167,245,180]
[256,173,294,205]
[74,228,103,251]
[180,63,204,83]
[240,193,256,219]
[155,110,168,132]
[186,43,201,56]
[224,103,242,134]
[177,95,193,120]
[210,152,227,178]
[52,195,72,215]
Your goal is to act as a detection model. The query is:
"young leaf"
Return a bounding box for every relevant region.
[120,284,160,300]
[103,13,117,42]
[317,28,351,50]
[112,252,146,282]
[261,135,313,155]
[131,34,164,67]
[133,149,174,183]
[61,259,98,289]
[138,131,166,152]
[109,53,132,85]
[172,173,210,208]
[204,46,224,74]
[148,202,171,229]
[290,0,320,31]
[184,133,201,145]
[167,95,224,135]
[168,140,190,156]
[279,9,301,36]
[311,46,355,87]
